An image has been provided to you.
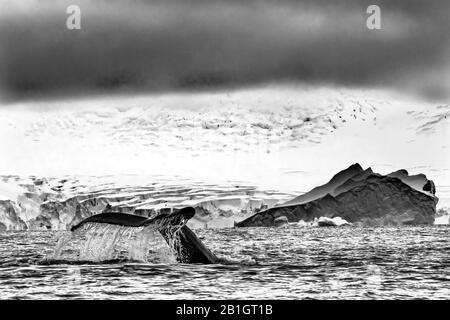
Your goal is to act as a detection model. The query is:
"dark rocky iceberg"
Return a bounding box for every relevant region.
[236,164,439,227]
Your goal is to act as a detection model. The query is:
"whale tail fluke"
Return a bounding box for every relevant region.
[70,207,195,232]
[70,207,218,264]
[70,212,147,231]
[175,225,219,264]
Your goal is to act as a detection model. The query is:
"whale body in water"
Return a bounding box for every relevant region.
[71,207,218,264]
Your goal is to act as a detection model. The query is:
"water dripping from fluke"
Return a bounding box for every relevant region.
[45,207,219,265]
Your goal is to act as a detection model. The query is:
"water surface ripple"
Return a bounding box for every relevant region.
[0,226,448,299]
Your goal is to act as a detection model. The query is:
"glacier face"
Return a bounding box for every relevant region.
[0,175,294,231]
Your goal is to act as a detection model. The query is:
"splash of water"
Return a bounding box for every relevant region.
[53,232,73,259]
[129,225,178,263]
[78,224,134,261]
[51,222,180,263]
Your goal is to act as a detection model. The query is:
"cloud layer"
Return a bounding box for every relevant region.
[1,0,449,101]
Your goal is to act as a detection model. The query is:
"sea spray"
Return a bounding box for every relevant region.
[128,225,177,263]
[78,224,132,261]
[50,222,181,263]
[53,231,73,259]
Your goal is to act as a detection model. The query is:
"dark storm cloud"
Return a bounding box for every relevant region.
[0,0,449,101]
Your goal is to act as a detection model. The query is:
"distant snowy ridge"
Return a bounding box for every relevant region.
[0,175,294,231]
[0,85,448,229]
[0,86,448,202]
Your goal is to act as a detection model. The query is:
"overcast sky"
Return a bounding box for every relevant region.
[0,0,449,102]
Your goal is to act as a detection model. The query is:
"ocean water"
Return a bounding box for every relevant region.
[0,225,448,300]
